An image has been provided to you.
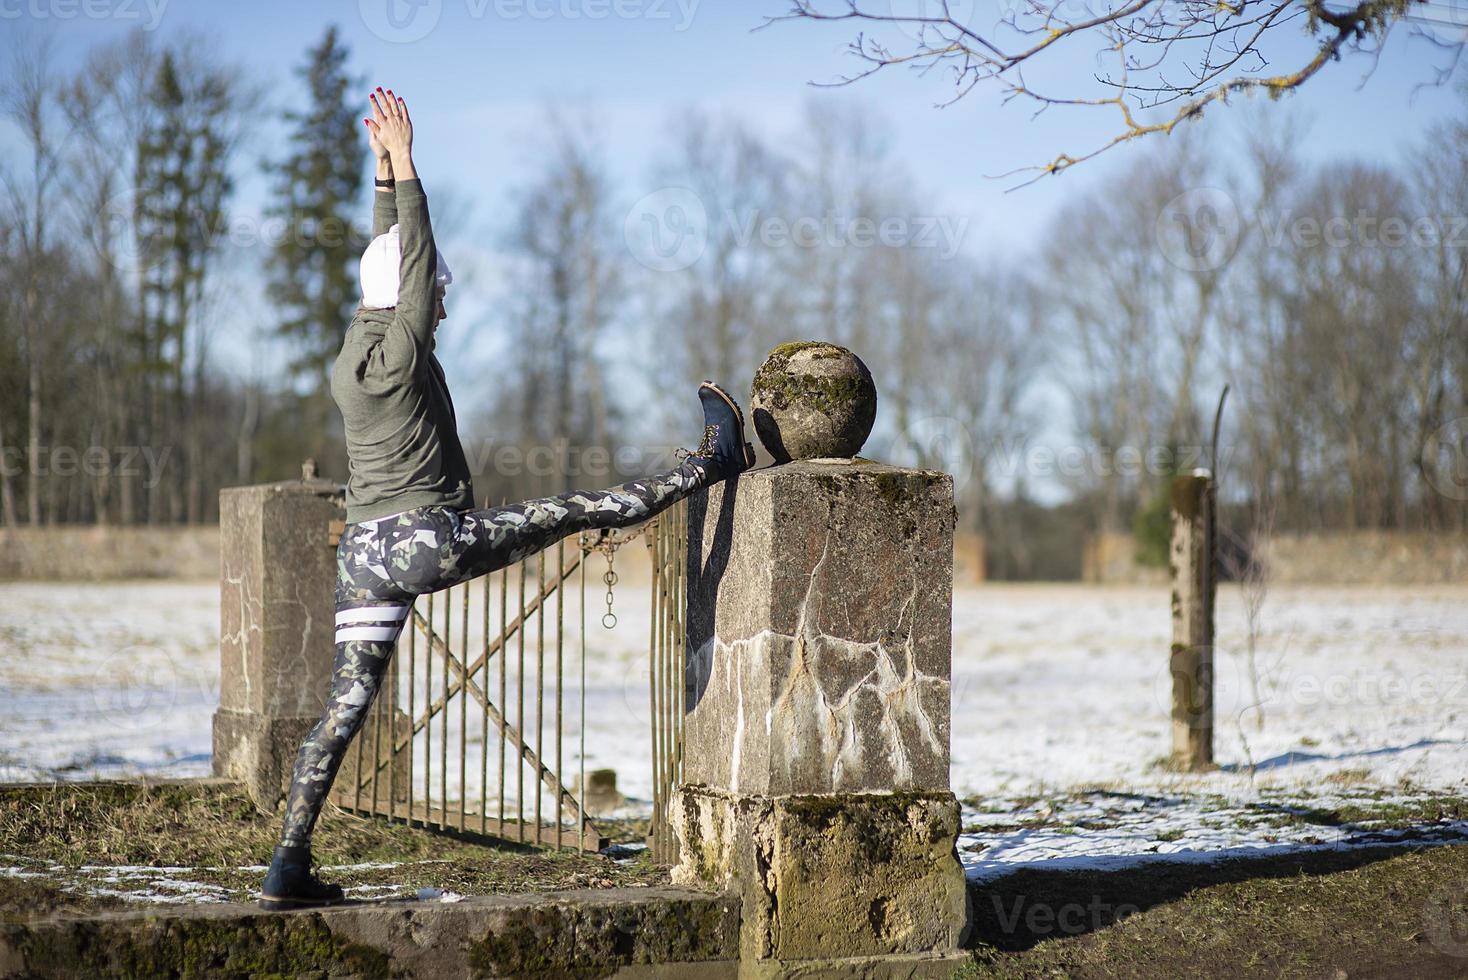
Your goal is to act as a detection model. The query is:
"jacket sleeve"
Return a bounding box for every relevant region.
[371,187,397,238]
[377,178,438,381]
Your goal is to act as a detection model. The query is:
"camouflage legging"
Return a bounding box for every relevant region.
[277,459,712,849]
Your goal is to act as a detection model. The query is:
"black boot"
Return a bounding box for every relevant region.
[258,844,345,911]
[683,381,756,479]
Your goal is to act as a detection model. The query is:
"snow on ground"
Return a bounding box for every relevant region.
[0,581,219,783]
[2,579,1466,883]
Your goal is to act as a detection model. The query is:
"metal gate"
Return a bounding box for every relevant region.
[332,500,688,858]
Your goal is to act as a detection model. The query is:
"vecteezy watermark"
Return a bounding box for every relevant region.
[0,445,172,489]
[990,894,1139,939]
[1422,417,1468,502]
[992,0,1099,28]
[359,0,699,43]
[465,439,689,483]
[625,187,971,272]
[984,437,1232,481]
[1278,670,1468,710]
[99,191,373,279]
[0,0,167,30]
[1155,186,1468,273]
[880,0,981,44]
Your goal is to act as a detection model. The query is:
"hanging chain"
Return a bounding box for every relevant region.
[580,522,656,630]
[602,547,619,629]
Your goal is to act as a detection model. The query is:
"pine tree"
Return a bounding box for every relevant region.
[263,26,364,473]
[135,47,238,521]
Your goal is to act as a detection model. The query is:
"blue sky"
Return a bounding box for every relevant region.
[4,0,1465,454]
[25,0,1461,222]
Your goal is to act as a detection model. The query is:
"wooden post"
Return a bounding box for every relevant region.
[1169,471,1215,770]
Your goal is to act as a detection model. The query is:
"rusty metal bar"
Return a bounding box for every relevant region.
[388,636,399,822]
[358,552,588,787]
[410,590,600,846]
[579,548,587,853]
[498,564,508,829]
[407,600,416,823]
[555,537,565,850]
[649,519,664,851]
[441,586,452,829]
[460,580,469,832]
[536,549,546,844]
[481,574,490,836]
[517,558,527,843]
[371,634,385,815]
[424,592,433,821]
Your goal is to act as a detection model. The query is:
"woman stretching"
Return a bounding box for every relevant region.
[259,87,754,910]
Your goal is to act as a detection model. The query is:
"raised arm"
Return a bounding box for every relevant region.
[364,88,436,376]
[366,110,396,237]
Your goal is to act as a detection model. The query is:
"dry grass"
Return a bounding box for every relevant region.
[965,844,1468,978]
[0,780,668,920]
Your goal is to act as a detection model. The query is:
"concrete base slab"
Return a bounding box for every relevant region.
[0,886,740,979]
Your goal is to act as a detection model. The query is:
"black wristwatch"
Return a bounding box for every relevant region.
[374,177,395,188]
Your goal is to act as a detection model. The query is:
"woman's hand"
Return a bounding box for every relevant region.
[365,113,390,164]
[365,87,413,168]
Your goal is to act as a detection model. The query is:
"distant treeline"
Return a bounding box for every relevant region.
[1,27,1464,579]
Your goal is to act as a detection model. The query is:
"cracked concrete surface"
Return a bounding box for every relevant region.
[683,461,953,796]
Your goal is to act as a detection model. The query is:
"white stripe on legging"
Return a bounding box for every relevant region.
[335,605,410,626]
[335,625,405,643]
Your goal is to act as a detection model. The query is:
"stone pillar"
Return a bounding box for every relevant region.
[212,479,344,812]
[672,459,969,977]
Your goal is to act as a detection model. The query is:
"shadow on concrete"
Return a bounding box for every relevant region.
[684,477,740,712]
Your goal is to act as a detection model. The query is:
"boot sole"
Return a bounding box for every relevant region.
[258,894,346,911]
[699,381,757,469]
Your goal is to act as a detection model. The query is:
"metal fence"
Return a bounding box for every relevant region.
[332,500,687,859]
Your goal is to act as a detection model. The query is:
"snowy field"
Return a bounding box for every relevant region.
[2,579,1466,882]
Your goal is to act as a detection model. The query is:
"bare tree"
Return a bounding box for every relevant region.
[766,0,1461,180]
[1040,138,1230,529]
[1412,84,1468,531]
[1,35,63,525]
[638,110,793,431]
[490,111,623,492]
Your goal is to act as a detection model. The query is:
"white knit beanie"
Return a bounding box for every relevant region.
[359,223,453,310]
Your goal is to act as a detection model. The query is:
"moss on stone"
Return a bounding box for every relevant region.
[751,341,877,461]
[12,912,394,980]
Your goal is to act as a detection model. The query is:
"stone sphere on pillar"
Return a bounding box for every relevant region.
[750,341,877,463]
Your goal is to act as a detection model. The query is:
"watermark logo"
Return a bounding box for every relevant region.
[624,187,971,271]
[882,0,980,44]
[1150,645,1247,731]
[359,0,699,41]
[1155,187,1243,272]
[1422,417,1468,502]
[359,0,442,43]
[888,416,975,493]
[992,0,1098,27]
[0,0,168,31]
[91,646,180,731]
[625,187,708,272]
